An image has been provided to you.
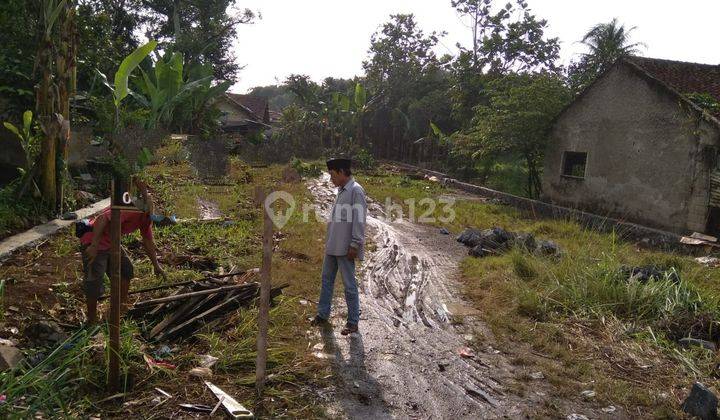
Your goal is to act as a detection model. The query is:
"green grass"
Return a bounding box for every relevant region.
[360,164,720,416]
[138,153,328,416]
[0,322,149,418]
[1,146,329,417]
[480,157,529,197]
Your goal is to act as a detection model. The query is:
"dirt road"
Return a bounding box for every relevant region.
[306,173,545,419]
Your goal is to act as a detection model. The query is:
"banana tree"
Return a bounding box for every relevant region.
[35,0,68,210]
[325,82,373,147]
[93,40,157,179]
[327,91,351,147]
[175,63,231,133]
[4,111,37,167]
[96,40,158,128]
[130,52,212,129]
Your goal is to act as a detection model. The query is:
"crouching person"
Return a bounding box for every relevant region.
[79,179,165,325]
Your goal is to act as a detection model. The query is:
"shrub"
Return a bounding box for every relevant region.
[290,158,321,177]
[355,148,375,170]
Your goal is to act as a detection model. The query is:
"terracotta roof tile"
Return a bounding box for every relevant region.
[624,56,720,114]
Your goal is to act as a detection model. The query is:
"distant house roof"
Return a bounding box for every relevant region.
[217,94,270,133]
[226,94,269,123]
[622,56,720,121]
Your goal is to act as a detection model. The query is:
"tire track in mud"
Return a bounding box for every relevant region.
[307,173,533,419]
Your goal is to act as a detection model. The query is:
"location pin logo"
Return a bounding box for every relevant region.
[264,191,296,229]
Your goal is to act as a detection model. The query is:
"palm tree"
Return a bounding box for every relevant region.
[581,18,645,65]
[569,18,646,93]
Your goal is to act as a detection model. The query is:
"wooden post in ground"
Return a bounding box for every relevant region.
[254,186,273,412]
[108,204,121,392]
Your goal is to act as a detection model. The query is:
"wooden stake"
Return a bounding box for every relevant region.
[108,206,121,392]
[254,187,273,411]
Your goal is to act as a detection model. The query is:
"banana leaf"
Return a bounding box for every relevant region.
[114,40,157,106]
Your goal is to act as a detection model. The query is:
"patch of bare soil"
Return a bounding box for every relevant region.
[0,237,86,344]
[306,173,618,419]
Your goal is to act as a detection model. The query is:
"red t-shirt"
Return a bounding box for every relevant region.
[80,207,153,251]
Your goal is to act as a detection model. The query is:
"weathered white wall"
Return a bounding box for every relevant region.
[542,63,720,233]
[217,98,253,125]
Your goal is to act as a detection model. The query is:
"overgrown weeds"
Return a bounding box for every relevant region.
[291,157,322,178]
[512,249,720,341]
[1,150,327,417]
[0,322,151,418]
[362,165,720,415]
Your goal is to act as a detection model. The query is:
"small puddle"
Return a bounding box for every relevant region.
[197,198,222,221]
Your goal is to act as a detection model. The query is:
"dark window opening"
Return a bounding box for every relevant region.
[561,151,587,178]
[707,207,720,237]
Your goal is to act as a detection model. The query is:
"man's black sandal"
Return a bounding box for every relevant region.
[341,323,358,335]
[310,315,328,326]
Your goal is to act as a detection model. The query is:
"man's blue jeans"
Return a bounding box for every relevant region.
[318,254,360,325]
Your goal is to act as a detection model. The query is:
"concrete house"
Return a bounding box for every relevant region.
[542,56,720,235]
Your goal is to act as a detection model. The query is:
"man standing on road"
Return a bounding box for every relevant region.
[311,158,367,335]
[79,178,165,325]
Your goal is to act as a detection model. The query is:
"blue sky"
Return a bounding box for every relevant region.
[231,0,720,92]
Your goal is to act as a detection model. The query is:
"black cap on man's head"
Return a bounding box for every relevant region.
[326,158,352,171]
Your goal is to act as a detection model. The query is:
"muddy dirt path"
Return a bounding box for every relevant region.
[306,173,544,419]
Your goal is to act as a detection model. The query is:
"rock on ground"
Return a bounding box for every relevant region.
[457,227,513,250]
[536,240,561,257]
[458,226,562,259]
[679,338,717,352]
[24,320,68,348]
[682,382,718,420]
[0,345,23,370]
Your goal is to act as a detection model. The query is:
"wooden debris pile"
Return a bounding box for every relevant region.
[128,271,287,342]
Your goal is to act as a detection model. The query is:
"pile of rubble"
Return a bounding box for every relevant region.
[128,270,287,342]
[456,226,561,258]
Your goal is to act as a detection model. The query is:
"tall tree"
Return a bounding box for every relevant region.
[363,14,446,159]
[141,0,255,81]
[284,74,320,108]
[248,85,296,110]
[449,0,561,127]
[461,73,571,197]
[451,0,561,74]
[35,0,77,211]
[568,18,645,93]
[76,0,144,84]
[0,1,38,119]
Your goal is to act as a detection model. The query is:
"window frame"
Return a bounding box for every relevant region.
[560,151,588,180]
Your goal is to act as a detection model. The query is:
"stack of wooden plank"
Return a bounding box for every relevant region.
[128,271,287,342]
